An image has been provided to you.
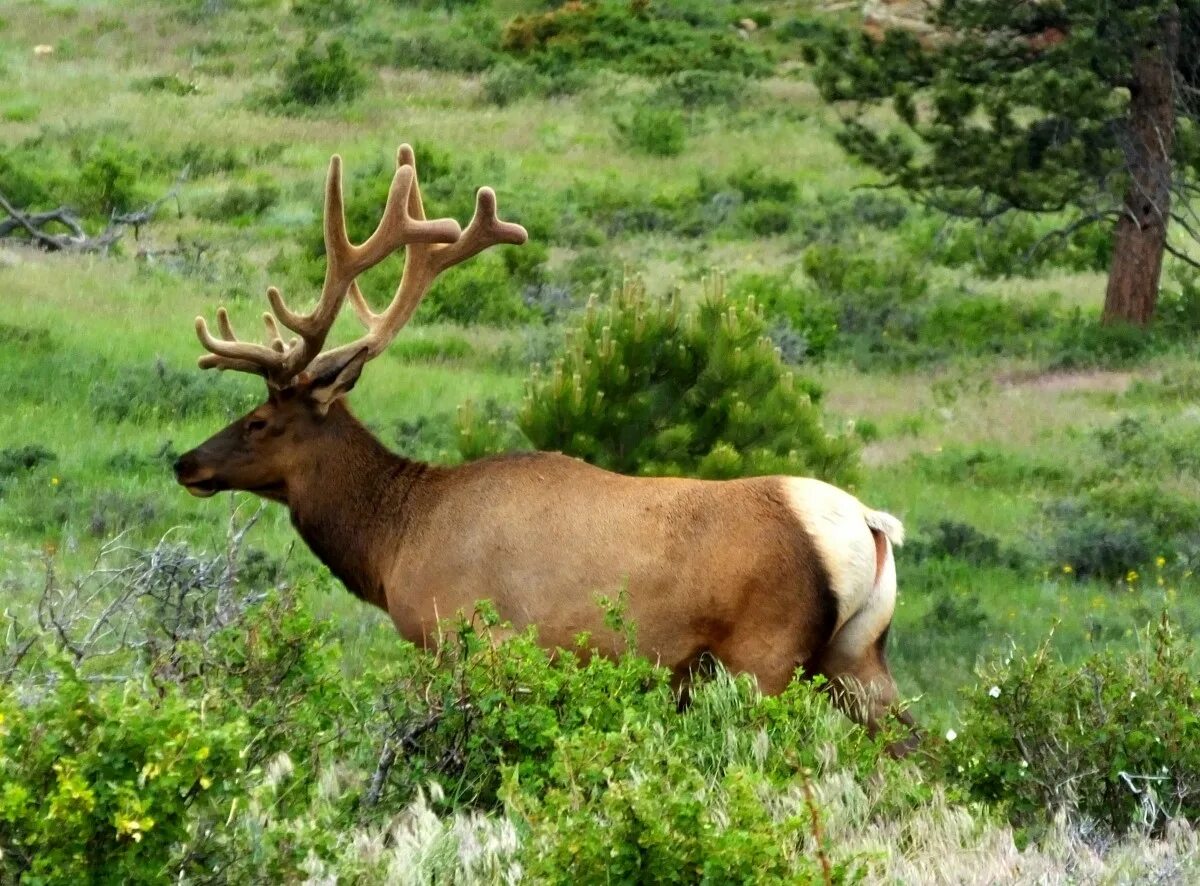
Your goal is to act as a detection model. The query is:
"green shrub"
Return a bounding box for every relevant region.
[276,38,368,107]
[942,617,1200,837]
[465,277,860,483]
[394,20,498,74]
[728,272,839,361]
[195,176,280,222]
[908,520,1026,570]
[0,444,56,478]
[613,102,687,157]
[90,360,260,424]
[77,145,145,215]
[654,69,748,108]
[481,62,547,106]
[927,214,1112,278]
[135,73,199,96]
[418,253,535,327]
[0,672,246,884]
[500,1,773,78]
[735,199,794,235]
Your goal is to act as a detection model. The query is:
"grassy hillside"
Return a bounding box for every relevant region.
[2,1,1199,880]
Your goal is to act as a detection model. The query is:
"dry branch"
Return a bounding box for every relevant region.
[0,170,187,254]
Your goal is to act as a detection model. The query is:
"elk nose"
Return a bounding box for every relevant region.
[173,453,194,481]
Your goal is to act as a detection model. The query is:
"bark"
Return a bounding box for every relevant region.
[1103,5,1181,326]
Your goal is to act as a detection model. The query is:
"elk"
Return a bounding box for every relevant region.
[173,145,917,753]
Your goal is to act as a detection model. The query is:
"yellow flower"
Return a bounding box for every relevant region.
[199,776,213,790]
[50,477,59,486]
[1126,570,1139,584]
[1156,556,1167,568]
[1061,564,1073,574]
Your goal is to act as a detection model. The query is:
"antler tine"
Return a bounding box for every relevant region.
[429,187,528,274]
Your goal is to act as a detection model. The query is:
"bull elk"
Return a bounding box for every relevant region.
[174,145,917,753]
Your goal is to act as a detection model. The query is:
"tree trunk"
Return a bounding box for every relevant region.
[1103,5,1180,326]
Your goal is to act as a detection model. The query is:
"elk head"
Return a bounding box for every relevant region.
[173,145,527,502]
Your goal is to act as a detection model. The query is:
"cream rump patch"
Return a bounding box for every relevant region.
[781,477,899,635]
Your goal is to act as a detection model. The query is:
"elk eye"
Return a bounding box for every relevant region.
[246,418,268,433]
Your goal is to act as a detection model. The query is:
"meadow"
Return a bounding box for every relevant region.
[2,1,1199,881]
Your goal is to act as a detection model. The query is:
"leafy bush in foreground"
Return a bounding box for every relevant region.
[466,276,860,483]
[0,674,246,884]
[3,529,1199,881]
[942,617,1200,838]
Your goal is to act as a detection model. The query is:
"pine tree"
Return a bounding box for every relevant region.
[810,1,1200,325]
[465,276,859,485]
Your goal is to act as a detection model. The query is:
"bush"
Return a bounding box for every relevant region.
[194,176,280,222]
[418,253,535,327]
[91,360,260,424]
[276,38,368,107]
[0,673,246,884]
[77,145,145,216]
[481,62,547,106]
[0,444,56,478]
[942,617,1200,837]
[465,276,860,483]
[613,102,687,157]
[654,69,748,108]
[500,1,773,78]
[728,272,838,361]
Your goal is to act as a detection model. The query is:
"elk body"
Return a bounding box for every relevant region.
[174,146,916,752]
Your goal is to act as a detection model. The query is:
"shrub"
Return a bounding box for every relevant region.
[77,145,145,215]
[465,276,860,483]
[500,1,773,78]
[276,38,368,107]
[0,444,56,478]
[654,69,748,108]
[90,359,260,423]
[942,617,1200,837]
[908,520,1025,570]
[195,176,280,222]
[418,253,535,327]
[735,199,794,235]
[613,102,687,157]
[0,672,246,884]
[394,23,498,74]
[480,62,547,106]
[728,272,838,361]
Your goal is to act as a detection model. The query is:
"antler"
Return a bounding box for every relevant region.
[194,144,527,386]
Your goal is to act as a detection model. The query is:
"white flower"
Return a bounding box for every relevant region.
[945,729,957,742]
[988,686,1001,698]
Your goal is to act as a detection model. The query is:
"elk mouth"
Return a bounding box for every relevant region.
[182,477,223,498]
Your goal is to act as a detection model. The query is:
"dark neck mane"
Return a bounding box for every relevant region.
[284,402,428,609]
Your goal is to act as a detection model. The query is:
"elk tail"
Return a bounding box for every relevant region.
[864,509,904,548]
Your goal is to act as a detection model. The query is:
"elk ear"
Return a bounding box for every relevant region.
[305,348,369,415]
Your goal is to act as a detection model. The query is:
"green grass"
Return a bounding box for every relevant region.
[2,0,1198,737]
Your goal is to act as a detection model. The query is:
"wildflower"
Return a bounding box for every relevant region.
[1156,556,1167,569]
[988,686,1001,698]
[1126,569,1139,583]
[199,776,212,790]
[1061,564,1073,574]
[945,729,957,742]
[50,477,59,486]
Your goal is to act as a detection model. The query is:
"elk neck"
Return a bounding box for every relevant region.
[283,401,431,610]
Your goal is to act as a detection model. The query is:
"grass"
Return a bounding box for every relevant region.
[2,0,1198,742]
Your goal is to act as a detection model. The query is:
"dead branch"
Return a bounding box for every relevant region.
[0,168,187,254]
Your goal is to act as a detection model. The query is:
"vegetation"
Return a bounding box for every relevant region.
[2,0,1199,880]
[809,1,1199,325]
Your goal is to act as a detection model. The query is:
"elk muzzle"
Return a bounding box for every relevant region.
[173,451,224,498]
